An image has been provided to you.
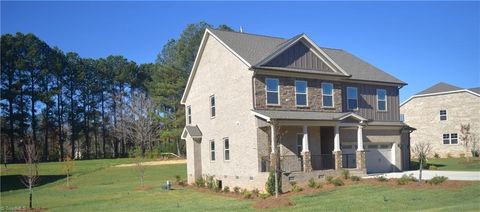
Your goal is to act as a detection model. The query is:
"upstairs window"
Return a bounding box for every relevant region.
[347,87,358,110]
[210,140,216,161]
[223,138,230,161]
[322,83,334,107]
[210,95,215,118]
[443,133,458,144]
[377,89,387,111]
[440,110,447,121]
[187,105,192,124]
[295,80,308,106]
[266,78,280,105]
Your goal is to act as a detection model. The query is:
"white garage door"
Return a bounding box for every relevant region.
[365,144,392,174]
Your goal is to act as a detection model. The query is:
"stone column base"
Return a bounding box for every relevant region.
[333,151,342,170]
[302,151,312,172]
[356,150,366,172]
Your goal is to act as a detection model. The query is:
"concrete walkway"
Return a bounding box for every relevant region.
[366,170,480,181]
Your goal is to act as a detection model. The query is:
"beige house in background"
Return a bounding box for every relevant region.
[181,29,413,190]
[401,82,480,158]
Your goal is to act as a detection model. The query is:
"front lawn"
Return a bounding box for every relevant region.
[1,159,479,211]
[411,157,480,171]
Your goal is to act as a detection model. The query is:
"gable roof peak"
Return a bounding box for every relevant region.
[416,82,463,95]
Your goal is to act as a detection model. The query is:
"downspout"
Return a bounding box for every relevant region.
[251,69,257,110]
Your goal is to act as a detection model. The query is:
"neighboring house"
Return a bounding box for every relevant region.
[181,29,412,190]
[401,82,480,158]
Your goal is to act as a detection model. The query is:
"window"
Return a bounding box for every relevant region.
[295,80,308,106]
[346,87,358,110]
[296,134,303,155]
[322,83,334,107]
[187,105,192,124]
[210,95,215,118]
[443,133,458,145]
[210,140,215,161]
[266,78,279,105]
[377,89,387,111]
[223,138,230,161]
[440,110,447,121]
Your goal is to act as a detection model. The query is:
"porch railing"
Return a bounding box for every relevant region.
[311,154,335,170]
[342,153,357,168]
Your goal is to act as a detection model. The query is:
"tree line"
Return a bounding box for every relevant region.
[1,22,234,162]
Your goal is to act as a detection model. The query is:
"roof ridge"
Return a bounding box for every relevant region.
[209,28,287,40]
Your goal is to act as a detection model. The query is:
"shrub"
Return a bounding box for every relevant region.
[434,152,440,158]
[265,170,282,195]
[223,186,230,192]
[325,175,334,184]
[292,184,303,192]
[212,180,221,192]
[342,170,350,179]
[206,176,214,189]
[397,174,417,185]
[233,186,241,194]
[251,188,260,197]
[350,175,361,182]
[308,178,317,188]
[174,175,181,183]
[376,176,388,182]
[331,178,344,186]
[195,177,205,188]
[428,176,448,185]
[259,192,270,199]
[243,191,253,199]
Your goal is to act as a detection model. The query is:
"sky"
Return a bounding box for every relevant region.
[2,1,479,102]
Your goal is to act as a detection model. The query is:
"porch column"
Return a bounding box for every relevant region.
[270,123,277,168]
[302,125,312,172]
[333,125,342,170]
[356,124,366,172]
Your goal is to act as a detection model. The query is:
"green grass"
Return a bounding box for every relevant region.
[411,157,480,171]
[1,158,479,211]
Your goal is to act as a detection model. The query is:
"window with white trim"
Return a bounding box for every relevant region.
[266,78,279,105]
[210,140,215,161]
[322,83,334,107]
[187,105,192,124]
[377,89,387,111]
[295,80,307,106]
[223,138,230,161]
[440,110,447,121]
[347,87,358,110]
[443,133,458,144]
[210,95,215,118]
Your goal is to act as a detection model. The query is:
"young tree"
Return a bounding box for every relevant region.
[19,137,40,209]
[411,141,433,182]
[460,123,472,161]
[63,155,75,188]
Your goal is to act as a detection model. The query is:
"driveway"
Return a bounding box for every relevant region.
[366,170,480,181]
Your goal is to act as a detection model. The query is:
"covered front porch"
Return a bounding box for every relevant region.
[254,110,368,175]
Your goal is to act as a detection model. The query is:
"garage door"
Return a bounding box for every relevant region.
[365,144,392,174]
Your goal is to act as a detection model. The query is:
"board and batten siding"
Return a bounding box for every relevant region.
[265,42,334,73]
[342,83,400,122]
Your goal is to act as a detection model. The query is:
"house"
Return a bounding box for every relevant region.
[400,82,480,158]
[181,29,413,190]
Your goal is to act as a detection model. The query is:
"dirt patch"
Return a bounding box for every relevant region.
[133,185,154,191]
[114,159,186,167]
[362,178,471,190]
[253,197,294,209]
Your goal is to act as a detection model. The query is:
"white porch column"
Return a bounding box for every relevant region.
[357,125,364,151]
[302,125,309,153]
[270,124,276,153]
[333,125,340,152]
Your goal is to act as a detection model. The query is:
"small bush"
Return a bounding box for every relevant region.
[325,175,334,184]
[331,178,344,186]
[433,153,440,158]
[292,184,303,192]
[233,186,241,194]
[308,178,317,188]
[206,176,214,189]
[397,174,417,185]
[376,176,388,182]
[243,191,253,199]
[265,170,282,195]
[212,180,221,192]
[428,176,448,185]
[259,192,270,199]
[195,177,205,188]
[342,170,350,179]
[174,175,181,183]
[223,186,230,192]
[350,175,361,182]
[251,188,260,197]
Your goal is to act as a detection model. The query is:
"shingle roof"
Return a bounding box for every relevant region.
[184,125,202,137]
[468,87,480,94]
[209,29,405,85]
[416,82,463,95]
